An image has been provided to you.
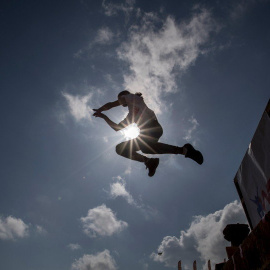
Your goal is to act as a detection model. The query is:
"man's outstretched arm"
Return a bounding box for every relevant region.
[93,111,124,131]
[93,100,120,113]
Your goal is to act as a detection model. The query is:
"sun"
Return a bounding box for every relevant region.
[121,123,140,140]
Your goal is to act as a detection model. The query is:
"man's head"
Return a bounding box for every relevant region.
[118,90,130,107]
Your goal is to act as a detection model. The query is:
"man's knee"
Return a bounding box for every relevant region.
[115,143,122,155]
[116,142,128,156]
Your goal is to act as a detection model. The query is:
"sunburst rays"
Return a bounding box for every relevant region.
[120,123,140,140]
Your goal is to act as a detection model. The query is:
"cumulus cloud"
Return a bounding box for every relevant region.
[72,249,117,270]
[151,201,247,270]
[80,204,128,237]
[63,92,93,122]
[117,7,219,113]
[110,177,135,205]
[68,243,82,251]
[0,216,29,240]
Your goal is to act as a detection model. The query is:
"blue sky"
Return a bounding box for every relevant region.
[0,0,269,269]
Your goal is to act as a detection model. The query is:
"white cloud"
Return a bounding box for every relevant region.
[117,8,219,114]
[74,27,115,58]
[124,166,132,175]
[110,177,135,205]
[0,216,29,240]
[80,204,128,237]
[183,116,200,144]
[68,243,81,250]
[35,225,47,235]
[108,176,160,220]
[102,0,135,17]
[72,249,117,270]
[63,92,93,122]
[95,27,114,44]
[151,201,247,270]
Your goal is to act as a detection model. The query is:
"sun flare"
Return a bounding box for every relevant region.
[121,123,140,140]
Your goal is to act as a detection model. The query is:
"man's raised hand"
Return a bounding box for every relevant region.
[93,109,105,118]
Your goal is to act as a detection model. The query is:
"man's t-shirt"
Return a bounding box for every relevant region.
[119,94,157,128]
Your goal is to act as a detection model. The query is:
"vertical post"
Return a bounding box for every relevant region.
[208,260,211,270]
[178,260,181,270]
[193,260,197,270]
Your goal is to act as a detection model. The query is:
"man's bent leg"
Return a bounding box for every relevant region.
[115,140,160,176]
[115,140,146,162]
[141,142,203,165]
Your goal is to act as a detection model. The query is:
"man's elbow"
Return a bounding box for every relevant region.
[114,125,124,132]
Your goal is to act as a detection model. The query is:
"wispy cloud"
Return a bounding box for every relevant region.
[109,176,159,219]
[35,225,47,235]
[102,0,135,17]
[95,27,114,44]
[72,249,117,270]
[124,166,132,175]
[80,204,128,237]
[74,26,115,58]
[0,216,29,240]
[151,201,247,269]
[68,243,81,251]
[62,92,93,122]
[117,7,219,113]
[229,0,263,20]
[183,116,200,145]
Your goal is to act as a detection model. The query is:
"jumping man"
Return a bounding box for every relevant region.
[93,90,203,177]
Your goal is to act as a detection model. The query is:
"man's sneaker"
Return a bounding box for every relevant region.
[184,144,203,165]
[145,158,159,177]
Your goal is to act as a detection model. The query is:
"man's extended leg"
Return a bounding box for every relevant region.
[137,137,184,155]
[139,140,204,165]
